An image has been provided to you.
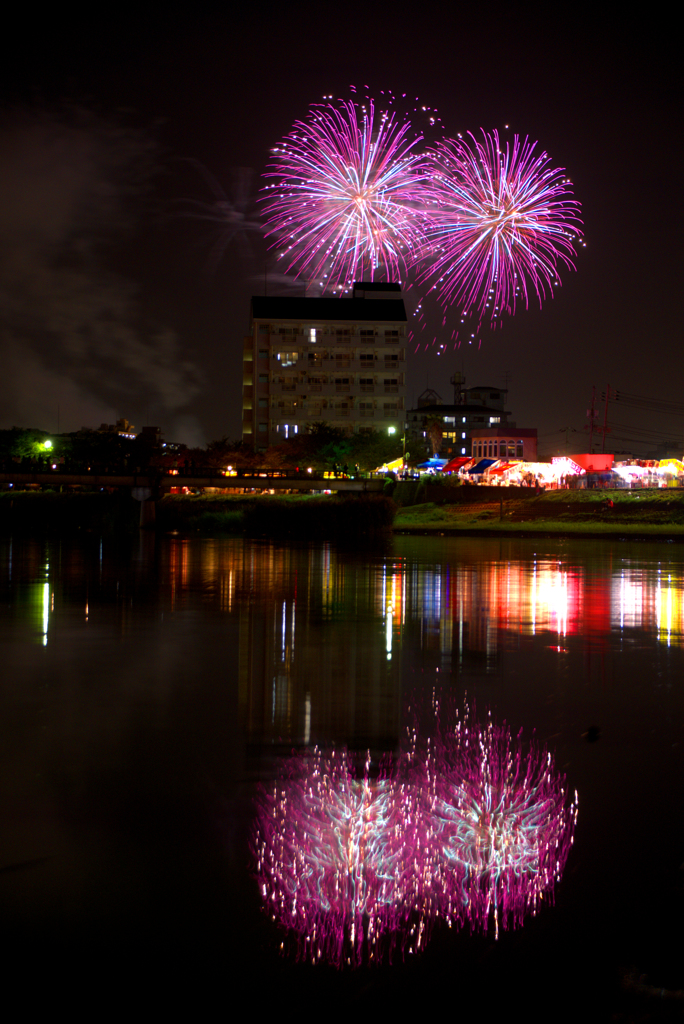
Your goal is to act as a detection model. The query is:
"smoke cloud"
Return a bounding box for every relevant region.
[0,105,203,436]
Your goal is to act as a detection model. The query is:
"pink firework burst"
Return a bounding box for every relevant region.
[261,99,431,292]
[427,708,578,939]
[420,130,583,326]
[254,748,431,967]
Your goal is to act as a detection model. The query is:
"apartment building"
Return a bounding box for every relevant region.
[242,283,407,449]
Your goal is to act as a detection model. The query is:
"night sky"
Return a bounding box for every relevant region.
[1,4,679,455]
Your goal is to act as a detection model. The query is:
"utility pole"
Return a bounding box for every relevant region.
[600,385,613,453]
[586,387,599,452]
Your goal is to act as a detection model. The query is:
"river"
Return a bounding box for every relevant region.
[1,532,682,1013]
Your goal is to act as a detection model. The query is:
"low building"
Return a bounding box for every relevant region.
[471,426,538,462]
[406,376,513,458]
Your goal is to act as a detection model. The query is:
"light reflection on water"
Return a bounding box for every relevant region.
[1,533,683,1005]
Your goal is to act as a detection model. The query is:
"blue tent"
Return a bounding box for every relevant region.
[416,457,448,470]
[467,458,497,474]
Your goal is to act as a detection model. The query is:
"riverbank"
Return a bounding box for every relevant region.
[3,486,684,541]
[0,490,396,538]
[393,488,684,540]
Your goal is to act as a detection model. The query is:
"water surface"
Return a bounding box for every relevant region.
[1,533,682,1011]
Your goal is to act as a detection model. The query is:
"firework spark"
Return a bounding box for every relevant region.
[419,130,583,326]
[261,99,430,292]
[254,748,431,967]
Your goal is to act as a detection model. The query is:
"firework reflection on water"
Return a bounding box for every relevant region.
[254,705,577,966]
[426,708,578,940]
[255,748,431,967]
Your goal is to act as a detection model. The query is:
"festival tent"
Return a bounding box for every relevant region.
[566,453,614,473]
[417,457,448,470]
[486,461,520,477]
[442,456,472,473]
[466,458,497,475]
[376,456,404,473]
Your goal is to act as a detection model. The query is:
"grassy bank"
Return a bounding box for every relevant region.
[393,488,684,539]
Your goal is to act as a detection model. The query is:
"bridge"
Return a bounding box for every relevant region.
[0,470,387,527]
[0,470,385,493]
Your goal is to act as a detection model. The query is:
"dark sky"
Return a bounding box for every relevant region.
[0,3,680,454]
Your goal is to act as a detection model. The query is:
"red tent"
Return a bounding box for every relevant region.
[442,456,473,473]
[567,453,614,473]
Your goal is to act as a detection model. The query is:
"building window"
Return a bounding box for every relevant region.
[258,374,268,383]
[277,351,298,366]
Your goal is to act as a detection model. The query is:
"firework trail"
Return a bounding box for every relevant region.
[255,748,431,967]
[261,98,431,292]
[419,130,583,327]
[176,159,262,270]
[255,706,577,966]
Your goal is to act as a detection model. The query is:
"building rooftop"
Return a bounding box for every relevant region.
[251,294,407,323]
[408,404,509,415]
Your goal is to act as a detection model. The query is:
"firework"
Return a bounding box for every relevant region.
[254,748,431,967]
[419,130,583,326]
[261,99,431,292]
[427,708,578,938]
